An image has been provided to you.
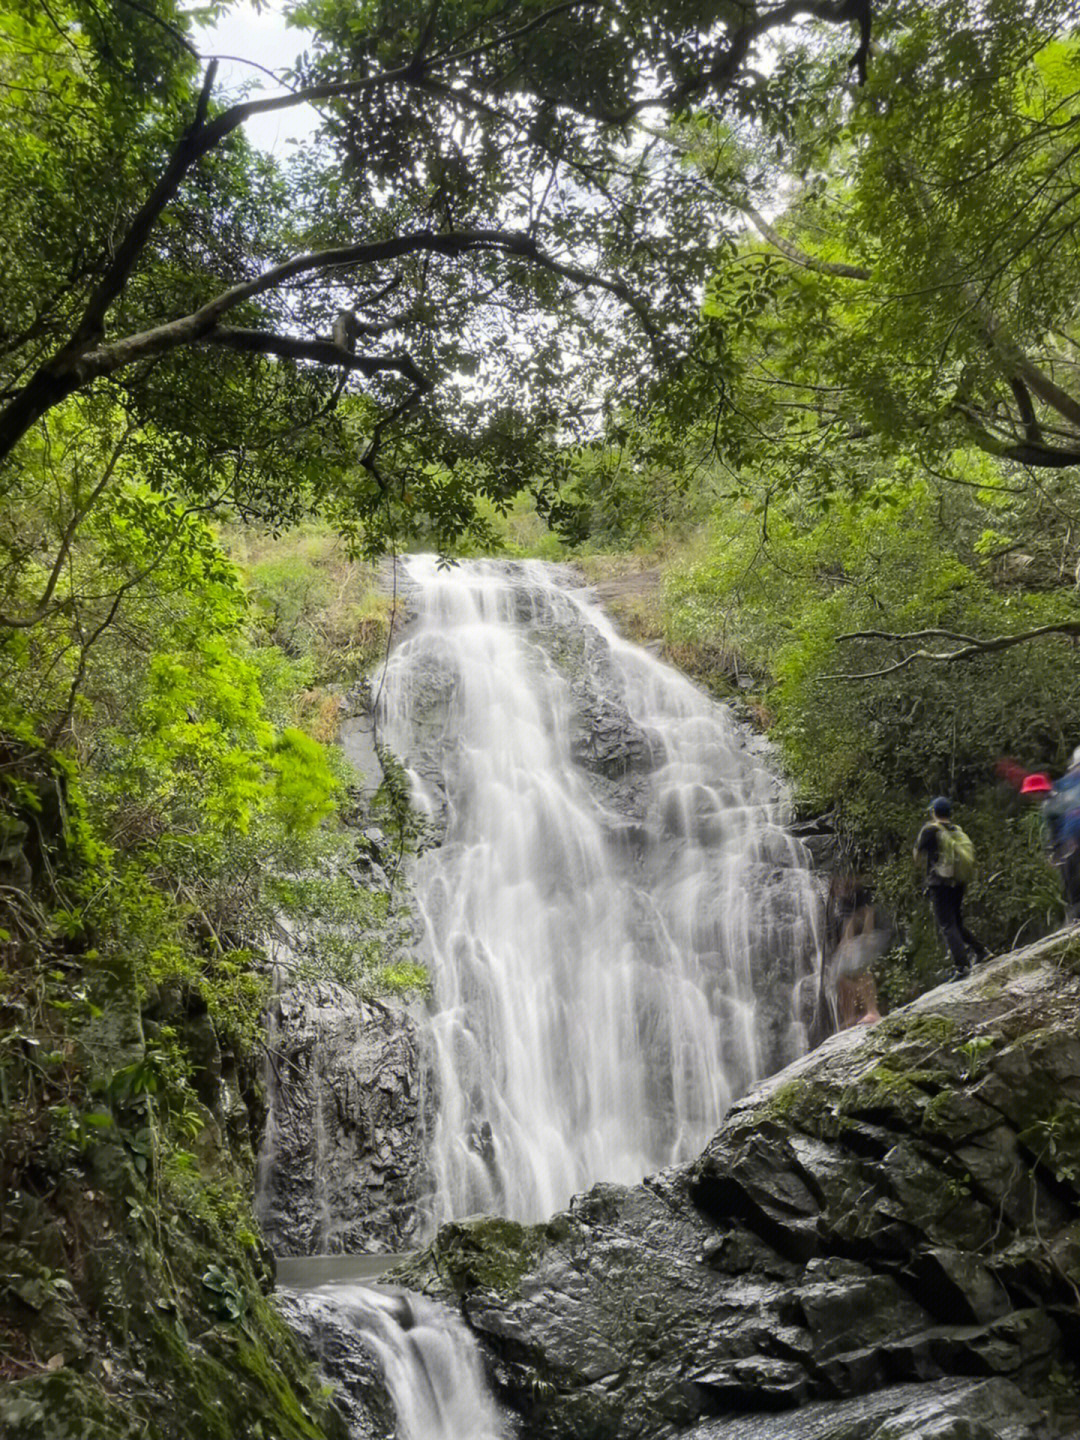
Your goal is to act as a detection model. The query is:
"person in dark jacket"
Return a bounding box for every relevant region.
[914,796,988,978]
[1044,748,1080,921]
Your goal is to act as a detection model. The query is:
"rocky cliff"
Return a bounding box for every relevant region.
[386,932,1080,1439]
[257,677,430,1256]
[258,982,423,1254]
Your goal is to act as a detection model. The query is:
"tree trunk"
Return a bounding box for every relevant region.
[0,367,81,466]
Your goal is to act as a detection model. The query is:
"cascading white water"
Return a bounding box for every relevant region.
[378,556,824,1226]
[281,1282,505,1440]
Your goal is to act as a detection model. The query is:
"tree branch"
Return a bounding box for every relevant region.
[408,0,444,73]
[957,406,1080,468]
[114,0,199,58]
[976,299,1080,431]
[1009,376,1042,444]
[193,56,218,131]
[47,60,425,370]
[739,203,871,279]
[478,1,874,126]
[65,58,223,354]
[836,626,982,645]
[436,0,600,68]
[1000,439,1080,467]
[825,620,1080,679]
[841,0,873,86]
[203,333,433,472]
[200,328,430,388]
[0,214,640,462]
[61,227,640,385]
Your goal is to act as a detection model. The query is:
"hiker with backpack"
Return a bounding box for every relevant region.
[913,796,988,978]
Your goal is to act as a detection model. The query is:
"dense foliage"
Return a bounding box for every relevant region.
[0,0,898,553]
[0,491,403,1432]
[662,481,1076,970]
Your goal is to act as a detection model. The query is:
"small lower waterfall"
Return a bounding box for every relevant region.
[280,1282,505,1440]
[378,556,825,1227]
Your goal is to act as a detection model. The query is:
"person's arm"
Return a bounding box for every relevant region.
[914,823,937,872]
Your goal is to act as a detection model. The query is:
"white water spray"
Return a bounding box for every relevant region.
[282,1282,505,1440]
[378,557,824,1226]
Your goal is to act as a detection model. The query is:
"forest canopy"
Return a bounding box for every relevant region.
[0,0,892,545]
[5,1,1079,538]
[2,0,1080,979]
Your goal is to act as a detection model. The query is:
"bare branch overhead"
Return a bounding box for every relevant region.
[826,621,1080,679]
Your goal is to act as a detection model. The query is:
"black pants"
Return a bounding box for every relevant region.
[929,883,986,975]
[1059,848,1080,920]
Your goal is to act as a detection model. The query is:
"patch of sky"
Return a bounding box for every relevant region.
[192,0,319,155]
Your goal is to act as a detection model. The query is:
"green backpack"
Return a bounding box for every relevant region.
[935,823,976,883]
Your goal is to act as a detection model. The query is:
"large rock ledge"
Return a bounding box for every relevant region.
[388,933,1080,1439]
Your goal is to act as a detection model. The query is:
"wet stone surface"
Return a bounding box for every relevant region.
[387,937,1080,1440]
[258,983,424,1254]
[277,1288,397,1440]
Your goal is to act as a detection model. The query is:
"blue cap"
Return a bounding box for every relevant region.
[930,796,952,817]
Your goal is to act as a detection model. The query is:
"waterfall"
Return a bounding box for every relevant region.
[280,1282,505,1440]
[378,556,824,1227]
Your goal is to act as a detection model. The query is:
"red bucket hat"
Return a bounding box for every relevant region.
[1020,773,1053,795]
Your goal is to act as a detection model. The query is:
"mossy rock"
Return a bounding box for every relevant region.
[1,1026,346,1440]
[408,1215,550,1299]
[0,1368,128,1440]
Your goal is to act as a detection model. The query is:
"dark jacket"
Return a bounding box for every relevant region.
[1045,768,1080,853]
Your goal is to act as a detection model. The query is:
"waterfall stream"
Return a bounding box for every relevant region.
[378,556,825,1227]
[280,1281,505,1440]
[271,556,827,1438]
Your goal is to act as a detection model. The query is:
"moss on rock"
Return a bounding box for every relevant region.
[390,1215,552,1300]
[0,1119,348,1440]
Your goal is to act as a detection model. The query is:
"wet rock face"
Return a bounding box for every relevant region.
[276,1289,396,1440]
[569,632,656,782]
[388,936,1080,1440]
[687,1377,1047,1440]
[258,984,424,1254]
